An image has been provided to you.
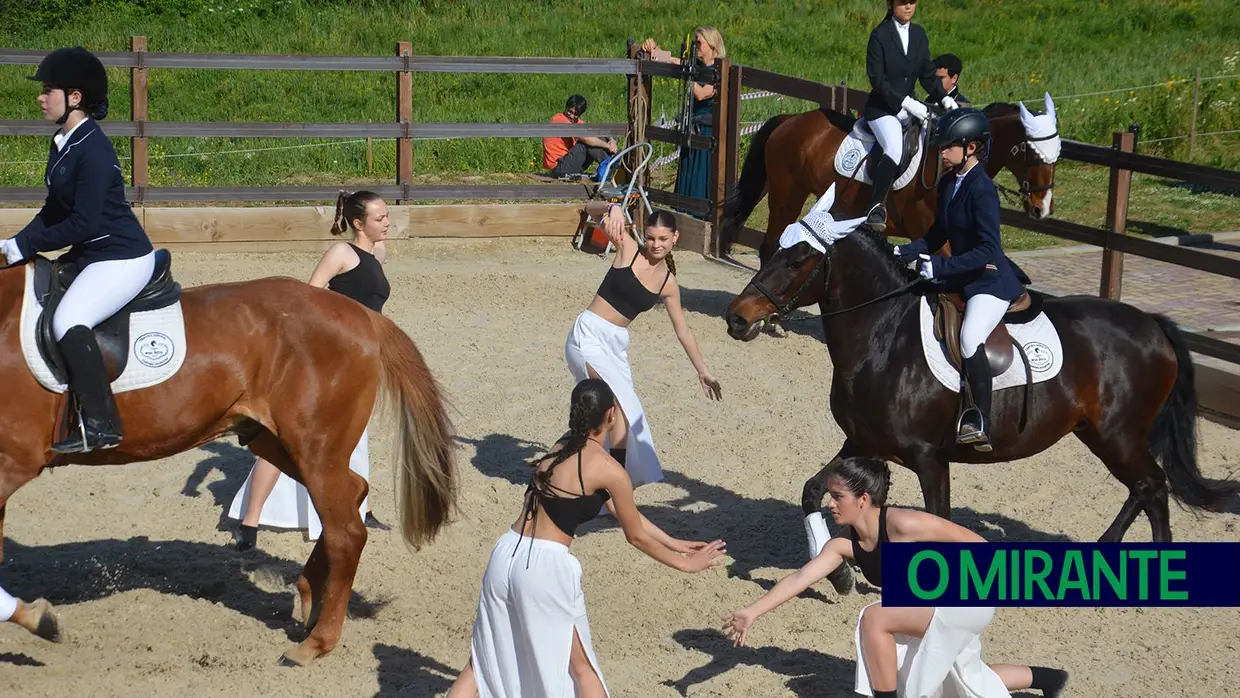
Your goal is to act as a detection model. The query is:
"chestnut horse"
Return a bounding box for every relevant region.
[0,263,457,666]
[718,95,1061,269]
[722,221,1240,594]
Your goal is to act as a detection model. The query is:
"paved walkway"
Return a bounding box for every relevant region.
[1012,238,1240,336]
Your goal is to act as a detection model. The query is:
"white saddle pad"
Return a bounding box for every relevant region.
[19,263,188,394]
[918,296,1063,392]
[834,118,924,191]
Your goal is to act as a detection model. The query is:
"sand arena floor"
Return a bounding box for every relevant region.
[1,238,1238,697]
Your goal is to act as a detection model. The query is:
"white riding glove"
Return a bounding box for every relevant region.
[941,95,960,111]
[901,96,930,121]
[918,258,935,280]
[0,238,22,266]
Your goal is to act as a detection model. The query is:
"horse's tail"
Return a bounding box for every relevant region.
[372,313,459,549]
[1149,314,1240,512]
[719,113,790,257]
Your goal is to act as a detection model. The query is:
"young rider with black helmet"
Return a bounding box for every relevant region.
[894,108,1024,451]
[0,46,156,454]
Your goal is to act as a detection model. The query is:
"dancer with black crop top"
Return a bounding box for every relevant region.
[228,190,393,551]
[446,379,726,697]
[564,203,722,492]
[723,457,1071,698]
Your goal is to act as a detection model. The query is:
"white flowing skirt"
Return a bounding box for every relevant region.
[854,602,1012,698]
[225,427,370,541]
[563,309,662,488]
[471,530,609,698]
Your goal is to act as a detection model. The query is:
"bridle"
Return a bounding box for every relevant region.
[745,230,922,323]
[995,130,1059,210]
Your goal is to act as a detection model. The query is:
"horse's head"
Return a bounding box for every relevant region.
[724,184,866,341]
[985,93,1061,220]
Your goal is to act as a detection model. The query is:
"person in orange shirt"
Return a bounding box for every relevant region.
[544,94,617,179]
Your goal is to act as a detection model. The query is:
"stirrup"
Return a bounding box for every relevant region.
[864,203,887,232]
[955,408,992,451]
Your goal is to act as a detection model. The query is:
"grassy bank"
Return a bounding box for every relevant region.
[2,0,1238,248]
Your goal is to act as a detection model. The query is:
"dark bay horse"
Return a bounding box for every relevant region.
[0,263,457,665]
[723,224,1239,593]
[718,95,1060,269]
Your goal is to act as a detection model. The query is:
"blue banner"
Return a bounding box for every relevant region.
[881,542,1240,607]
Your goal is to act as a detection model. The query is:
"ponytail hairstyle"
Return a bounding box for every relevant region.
[825,456,891,507]
[331,189,383,236]
[881,0,895,25]
[530,378,616,489]
[645,209,678,277]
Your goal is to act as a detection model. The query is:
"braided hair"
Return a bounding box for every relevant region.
[646,209,678,277]
[331,189,383,236]
[529,378,616,493]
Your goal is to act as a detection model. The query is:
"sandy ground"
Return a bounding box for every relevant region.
[1,237,1238,697]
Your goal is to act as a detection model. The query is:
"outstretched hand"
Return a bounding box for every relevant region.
[698,372,723,401]
[721,608,756,647]
[680,539,728,572]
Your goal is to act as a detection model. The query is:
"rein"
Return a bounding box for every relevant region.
[747,237,922,323]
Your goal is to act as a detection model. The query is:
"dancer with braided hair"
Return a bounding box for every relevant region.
[227,190,393,550]
[567,204,722,493]
[446,378,727,697]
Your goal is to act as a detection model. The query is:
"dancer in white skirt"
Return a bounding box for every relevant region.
[565,204,722,490]
[723,457,1071,698]
[228,190,393,551]
[446,378,727,697]
[0,584,61,642]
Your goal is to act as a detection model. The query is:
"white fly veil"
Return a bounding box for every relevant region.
[777,183,869,254]
[1018,92,1061,164]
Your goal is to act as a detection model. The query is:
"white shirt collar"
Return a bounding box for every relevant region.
[893,19,910,52]
[53,118,90,152]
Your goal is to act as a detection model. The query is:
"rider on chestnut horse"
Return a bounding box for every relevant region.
[893,108,1024,451]
[862,0,958,231]
[1,46,153,455]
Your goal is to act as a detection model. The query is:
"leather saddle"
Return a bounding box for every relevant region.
[932,289,1045,376]
[34,249,182,385]
[855,116,925,179]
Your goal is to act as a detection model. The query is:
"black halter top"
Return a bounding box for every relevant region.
[512,450,611,566]
[596,248,670,320]
[850,507,890,587]
[328,243,390,313]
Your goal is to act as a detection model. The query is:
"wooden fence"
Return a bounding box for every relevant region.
[2,42,1238,374]
[0,40,694,205]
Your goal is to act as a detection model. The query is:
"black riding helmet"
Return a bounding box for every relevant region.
[28,46,110,124]
[929,107,989,150]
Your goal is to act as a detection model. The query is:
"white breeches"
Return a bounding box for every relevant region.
[52,252,156,340]
[961,294,1011,358]
[0,583,17,622]
[870,114,905,165]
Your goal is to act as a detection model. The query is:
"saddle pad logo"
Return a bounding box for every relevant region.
[842,148,862,173]
[1024,341,1054,373]
[135,332,175,368]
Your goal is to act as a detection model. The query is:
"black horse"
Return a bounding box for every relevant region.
[723,224,1239,591]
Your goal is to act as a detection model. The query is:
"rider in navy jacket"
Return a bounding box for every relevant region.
[1,46,156,455]
[862,0,957,232]
[15,118,153,267]
[895,108,1022,452]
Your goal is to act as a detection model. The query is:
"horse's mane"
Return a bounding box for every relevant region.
[837,225,918,286]
[981,102,1022,121]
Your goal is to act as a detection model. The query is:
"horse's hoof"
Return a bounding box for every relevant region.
[827,563,856,596]
[29,599,62,643]
[277,655,303,668]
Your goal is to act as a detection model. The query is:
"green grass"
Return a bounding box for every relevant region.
[2,0,1239,248]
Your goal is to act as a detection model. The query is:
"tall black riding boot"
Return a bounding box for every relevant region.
[957,345,993,451]
[51,326,123,454]
[866,154,898,232]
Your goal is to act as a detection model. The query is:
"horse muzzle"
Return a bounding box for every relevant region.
[725,309,769,342]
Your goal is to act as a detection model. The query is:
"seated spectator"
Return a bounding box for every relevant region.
[934,53,971,105]
[543,94,617,179]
